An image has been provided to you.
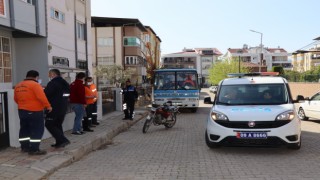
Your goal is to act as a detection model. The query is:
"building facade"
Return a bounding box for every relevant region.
[0,0,47,90]
[291,37,320,72]
[47,0,92,83]
[91,17,161,89]
[224,45,291,71]
[161,48,222,87]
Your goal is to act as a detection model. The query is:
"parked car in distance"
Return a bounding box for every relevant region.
[297,92,320,120]
[209,86,217,93]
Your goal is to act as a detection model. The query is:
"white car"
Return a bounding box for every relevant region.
[209,86,217,93]
[297,92,320,120]
[204,72,302,150]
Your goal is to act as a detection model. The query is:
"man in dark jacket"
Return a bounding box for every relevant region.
[122,79,138,120]
[44,69,70,148]
[69,72,86,135]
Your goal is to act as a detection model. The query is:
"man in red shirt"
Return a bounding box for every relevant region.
[69,72,86,135]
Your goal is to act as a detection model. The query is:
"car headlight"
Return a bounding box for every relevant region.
[211,111,228,121]
[276,111,295,121]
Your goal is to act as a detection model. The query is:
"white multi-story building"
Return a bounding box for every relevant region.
[161,48,222,87]
[224,45,292,71]
[0,0,93,148]
[47,0,92,83]
[292,37,320,72]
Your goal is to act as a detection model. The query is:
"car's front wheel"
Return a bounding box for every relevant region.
[298,107,309,120]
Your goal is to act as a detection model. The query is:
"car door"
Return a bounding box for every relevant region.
[308,93,320,119]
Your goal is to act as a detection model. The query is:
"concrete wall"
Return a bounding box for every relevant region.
[289,82,320,98]
[14,38,49,85]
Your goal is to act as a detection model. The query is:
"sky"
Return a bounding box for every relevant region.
[91,0,320,55]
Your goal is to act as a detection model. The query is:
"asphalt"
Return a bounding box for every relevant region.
[0,108,148,180]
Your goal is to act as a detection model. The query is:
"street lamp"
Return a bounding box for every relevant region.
[250,29,263,72]
[237,49,243,73]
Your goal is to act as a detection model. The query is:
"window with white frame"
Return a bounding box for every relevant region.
[125,56,139,65]
[98,37,113,47]
[50,8,65,23]
[76,22,85,40]
[0,37,11,83]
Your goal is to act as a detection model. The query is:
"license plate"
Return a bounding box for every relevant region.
[236,132,268,139]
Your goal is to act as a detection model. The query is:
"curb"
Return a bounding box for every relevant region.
[15,111,148,180]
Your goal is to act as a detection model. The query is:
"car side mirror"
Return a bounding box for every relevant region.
[204,96,213,104]
[293,95,304,103]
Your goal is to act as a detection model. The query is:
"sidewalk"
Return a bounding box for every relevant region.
[0,108,148,180]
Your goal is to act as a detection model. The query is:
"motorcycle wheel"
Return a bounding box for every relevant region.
[142,116,153,133]
[164,112,177,128]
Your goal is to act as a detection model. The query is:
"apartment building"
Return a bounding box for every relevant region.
[224,45,291,71]
[0,0,93,148]
[161,48,222,87]
[291,37,320,72]
[47,0,92,83]
[0,0,47,90]
[91,17,161,89]
[0,0,47,148]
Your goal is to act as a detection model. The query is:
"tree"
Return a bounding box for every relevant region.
[272,66,284,75]
[95,64,135,87]
[208,59,251,85]
[141,42,158,84]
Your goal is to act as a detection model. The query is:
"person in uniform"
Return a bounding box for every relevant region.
[14,70,52,155]
[122,79,138,120]
[44,69,70,148]
[86,77,99,126]
[82,77,96,132]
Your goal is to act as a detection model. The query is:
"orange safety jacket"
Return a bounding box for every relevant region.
[14,79,51,111]
[89,84,98,103]
[85,86,95,105]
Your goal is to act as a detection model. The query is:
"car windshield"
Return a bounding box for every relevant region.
[216,84,289,105]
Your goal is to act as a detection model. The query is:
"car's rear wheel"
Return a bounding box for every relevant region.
[205,130,220,148]
[298,108,309,120]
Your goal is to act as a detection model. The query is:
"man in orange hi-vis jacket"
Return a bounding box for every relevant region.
[86,77,99,126]
[14,70,52,155]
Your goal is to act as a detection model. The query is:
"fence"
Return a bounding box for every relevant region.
[100,88,116,115]
[136,85,152,107]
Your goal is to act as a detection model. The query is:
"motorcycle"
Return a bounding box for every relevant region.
[142,101,179,133]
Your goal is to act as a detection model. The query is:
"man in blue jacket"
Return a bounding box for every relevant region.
[45,69,70,148]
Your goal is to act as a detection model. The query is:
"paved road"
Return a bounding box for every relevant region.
[48,89,320,180]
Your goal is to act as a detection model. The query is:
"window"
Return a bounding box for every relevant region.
[123,37,141,47]
[50,8,65,23]
[0,37,11,83]
[76,22,85,40]
[97,57,114,65]
[77,60,87,70]
[98,38,113,47]
[125,56,139,65]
